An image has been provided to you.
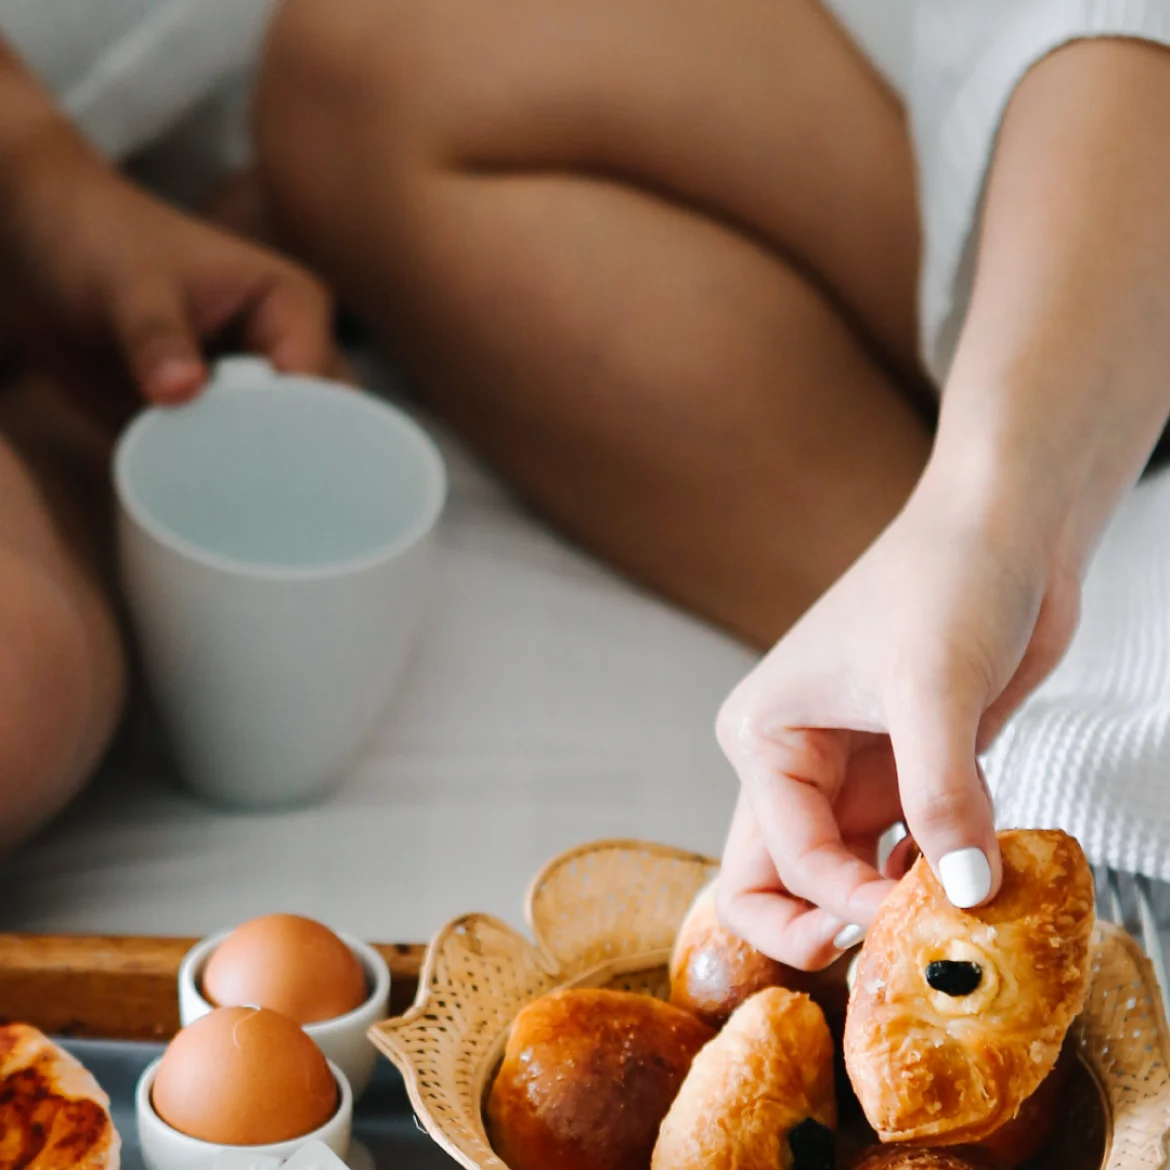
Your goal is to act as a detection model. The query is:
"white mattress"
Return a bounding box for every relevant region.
[0,357,754,941]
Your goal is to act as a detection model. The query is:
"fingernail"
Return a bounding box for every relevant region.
[832,923,865,951]
[938,848,992,908]
[151,358,204,401]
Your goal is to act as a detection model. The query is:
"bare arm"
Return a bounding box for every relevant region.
[719,36,1170,967]
[936,36,1170,570]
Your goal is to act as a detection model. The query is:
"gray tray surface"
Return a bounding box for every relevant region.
[61,1039,457,1169]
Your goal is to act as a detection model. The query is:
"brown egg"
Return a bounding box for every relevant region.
[153,1007,338,1145]
[202,914,368,1024]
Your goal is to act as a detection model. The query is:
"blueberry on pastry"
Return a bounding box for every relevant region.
[486,988,714,1170]
[843,829,1094,1147]
[652,986,837,1170]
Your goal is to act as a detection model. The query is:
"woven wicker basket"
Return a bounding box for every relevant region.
[369,839,1170,1170]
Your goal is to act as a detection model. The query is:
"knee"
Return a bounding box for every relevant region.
[0,556,124,851]
[255,0,436,205]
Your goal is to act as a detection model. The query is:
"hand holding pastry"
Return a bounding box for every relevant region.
[713,472,1091,971]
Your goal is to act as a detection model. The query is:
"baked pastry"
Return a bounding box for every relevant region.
[972,1042,1070,1169]
[844,829,1093,1146]
[670,881,851,1029]
[0,1024,121,1168]
[669,882,792,1028]
[486,988,714,1170]
[651,986,836,1170]
[850,1149,991,1169]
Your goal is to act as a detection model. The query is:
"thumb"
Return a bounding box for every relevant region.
[110,274,206,403]
[887,667,1002,909]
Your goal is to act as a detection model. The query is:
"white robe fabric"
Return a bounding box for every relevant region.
[0,0,273,162]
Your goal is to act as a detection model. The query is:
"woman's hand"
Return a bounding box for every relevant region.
[718,36,1170,972]
[0,121,340,420]
[716,472,1081,971]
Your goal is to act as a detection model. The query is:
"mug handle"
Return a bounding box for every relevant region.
[211,355,278,389]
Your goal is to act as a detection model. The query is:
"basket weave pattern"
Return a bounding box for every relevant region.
[369,839,1170,1170]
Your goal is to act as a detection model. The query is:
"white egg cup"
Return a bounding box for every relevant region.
[136,1056,353,1170]
[178,930,391,1098]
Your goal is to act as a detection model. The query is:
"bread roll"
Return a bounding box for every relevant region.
[670,882,851,1030]
[844,830,1093,1147]
[486,988,714,1170]
[652,986,836,1170]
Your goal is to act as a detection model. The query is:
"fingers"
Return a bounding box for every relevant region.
[717,794,861,970]
[242,268,339,378]
[110,275,206,403]
[717,709,894,929]
[886,668,1002,909]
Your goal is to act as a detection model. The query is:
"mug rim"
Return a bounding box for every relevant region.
[113,376,448,582]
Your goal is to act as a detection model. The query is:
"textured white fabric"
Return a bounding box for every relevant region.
[0,0,273,160]
[984,464,1170,880]
[829,0,1170,384]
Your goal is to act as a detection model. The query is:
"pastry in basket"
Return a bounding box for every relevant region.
[0,1023,121,1169]
[486,987,715,1170]
[651,986,836,1170]
[971,1041,1071,1169]
[844,828,1094,1146]
[670,881,851,1029]
[849,1149,991,1169]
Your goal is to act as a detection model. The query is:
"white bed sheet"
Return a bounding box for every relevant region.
[0,360,754,942]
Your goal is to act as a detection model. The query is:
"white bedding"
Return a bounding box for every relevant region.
[0,356,753,940]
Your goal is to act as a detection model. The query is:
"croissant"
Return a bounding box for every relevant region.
[843,829,1093,1146]
[652,986,836,1170]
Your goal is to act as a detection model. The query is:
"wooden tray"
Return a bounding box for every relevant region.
[0,933,425,1041]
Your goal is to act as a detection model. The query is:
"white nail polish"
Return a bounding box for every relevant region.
[832,923,865,951]
[938,848,992,908]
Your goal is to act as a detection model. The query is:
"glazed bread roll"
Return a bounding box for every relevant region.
[486,988,714,1170]
[670,882,851,1029]
[844,829,1094,1147]
[669,883,792,1028]
[651,986,837,1170]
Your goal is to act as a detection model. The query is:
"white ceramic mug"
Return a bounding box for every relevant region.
[113,357,447,808]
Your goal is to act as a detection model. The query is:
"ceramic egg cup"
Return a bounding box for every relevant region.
[179,930,391,1098]
[136,1056,353,1170]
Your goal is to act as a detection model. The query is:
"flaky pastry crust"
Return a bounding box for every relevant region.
[0,1024,120,1169]
[843,829,1094,1146]
[652,986,836,1170]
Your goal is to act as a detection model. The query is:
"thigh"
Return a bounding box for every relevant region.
[258,0,921,377]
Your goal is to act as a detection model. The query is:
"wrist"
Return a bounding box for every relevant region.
[922,365,1168,581]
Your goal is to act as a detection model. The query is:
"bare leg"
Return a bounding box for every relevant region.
[256,0,930,646]
[0,374,126,850]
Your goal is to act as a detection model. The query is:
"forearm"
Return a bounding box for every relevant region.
[0,40,86,182]
[930,37,1170,567]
